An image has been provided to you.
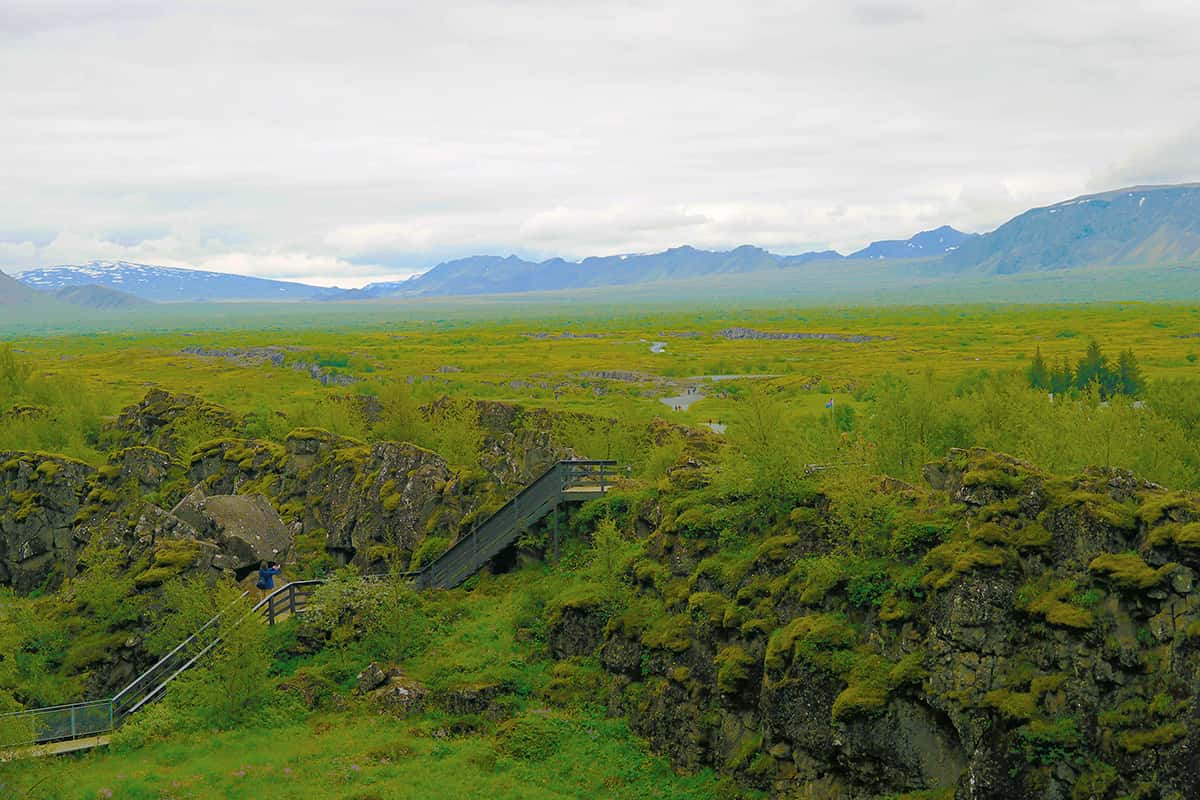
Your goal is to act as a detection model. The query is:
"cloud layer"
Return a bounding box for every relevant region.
[2,1,1199,286]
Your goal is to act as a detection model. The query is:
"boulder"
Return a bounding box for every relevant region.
[368,675,428,718]
[170,487,291,570]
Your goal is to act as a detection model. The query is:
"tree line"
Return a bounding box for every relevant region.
[1027,340,1144,398]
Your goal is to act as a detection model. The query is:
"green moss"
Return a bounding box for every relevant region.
[1088,553,1174,590]
[494,713,565,761]
[96,464,122,481]
[1022,583,1095,630]
[1148,521,1200,549]
[687,591,730,627]
[1060,490,1137,530]
[134,540,203,587]
[410,535,450,570]
[1137,492,1198,526]
[714,645,754,695]
[1117,722,1187,754]
[1071,764,1118,800]
[921,539,1007,590]
[764,614,856,671]
[35,461,62,481]
[982,688,1039,720]
[640,614,691,653]
[798,558,845,605]
[832,683,889,720]
[546,583,610,627]
[754,534,800,563]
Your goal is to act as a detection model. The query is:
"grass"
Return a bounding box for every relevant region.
[0,710,725,800]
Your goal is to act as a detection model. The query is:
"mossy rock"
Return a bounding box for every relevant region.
[831,683,889,720]
[1087,553,1175,590]
[494,713,566,761]
[764,613,855,672]
[639,614,691,653]
[687,591,730,627]
[1117,722,1187,754]
[714,645,755,695]
[1147,522,1200,550]
[134,540,204,587]
[1058,490,1138,531]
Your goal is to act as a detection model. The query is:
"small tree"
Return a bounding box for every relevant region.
[1028,347,1050,390]
[1117,349,1145,397]
[1050,356,1074,395]
[1075,339,1107,392]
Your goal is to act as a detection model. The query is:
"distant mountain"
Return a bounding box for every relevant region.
[0,269,79,321]
[848,225,976,260]
[13,184,1200,304]
[943,184,1200,274]
[16,260,327,302]
[52,284,149,310]
[320,245,847,300]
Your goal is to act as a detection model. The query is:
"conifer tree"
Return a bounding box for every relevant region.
[1117,348,1145,397]
[1075,339,1107,392]
[1050,356,1073,395]
[1028,346,1050,390]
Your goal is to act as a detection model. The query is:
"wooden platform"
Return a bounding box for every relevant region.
[1,734,110,761]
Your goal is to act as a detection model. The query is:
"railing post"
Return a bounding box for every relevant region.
[268,596,275,626]
[289,586,297,616]
[70,705,77,740]
[109,700,114,733]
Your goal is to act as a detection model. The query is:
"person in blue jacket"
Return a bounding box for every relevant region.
[256,560,281,600]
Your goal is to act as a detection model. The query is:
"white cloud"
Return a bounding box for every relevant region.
[1,1,1199,282]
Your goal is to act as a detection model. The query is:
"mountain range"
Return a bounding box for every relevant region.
[15,260,326,302]
[4,183,1200,304]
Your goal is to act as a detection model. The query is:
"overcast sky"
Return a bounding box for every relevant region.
[1,1,1198,287]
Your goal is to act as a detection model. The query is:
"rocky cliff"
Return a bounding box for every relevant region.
[546,448,1200,799]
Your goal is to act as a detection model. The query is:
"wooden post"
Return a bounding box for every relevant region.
[552,503,560,563]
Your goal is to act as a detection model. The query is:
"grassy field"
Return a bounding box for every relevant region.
[4,301,1199,455]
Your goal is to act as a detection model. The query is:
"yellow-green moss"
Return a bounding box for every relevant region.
[134,540,203,587]
[764,614,856,671]
[1137,492,1198,526]
[982,688,1039,720]
[1060,491,1137,530]
[687,591,730,627]
[714,645,754,695]
[35,461,62,481]
[1117,722,1186,754]
[832,683,889,720]
[1087,553,1174,590]
[921,539,1008,590]
[1148,522,1200,550]
[640,614,692,653]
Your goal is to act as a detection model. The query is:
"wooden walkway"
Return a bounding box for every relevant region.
[1,459,617,759]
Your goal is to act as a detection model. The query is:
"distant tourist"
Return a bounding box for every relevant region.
[256,560,282,600]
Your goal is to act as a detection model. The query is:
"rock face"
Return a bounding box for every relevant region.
[0,452,93,591]
[171,489,292,572]
[106,388,240,455]
[561,447,1200,799]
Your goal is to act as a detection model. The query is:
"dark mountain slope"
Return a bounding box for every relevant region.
[52,284,150,310]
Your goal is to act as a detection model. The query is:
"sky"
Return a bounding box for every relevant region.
[1,1,1199,287]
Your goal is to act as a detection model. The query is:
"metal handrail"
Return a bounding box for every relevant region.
[1,459,619,752]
